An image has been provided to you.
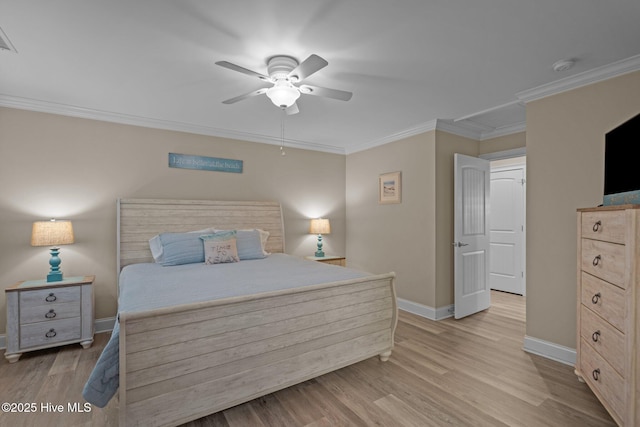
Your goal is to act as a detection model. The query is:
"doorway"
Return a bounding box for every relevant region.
[489,156,526,295]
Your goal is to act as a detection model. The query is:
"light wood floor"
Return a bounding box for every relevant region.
[0,291,615,426]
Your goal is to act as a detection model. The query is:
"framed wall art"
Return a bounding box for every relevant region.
[379,171,401,204]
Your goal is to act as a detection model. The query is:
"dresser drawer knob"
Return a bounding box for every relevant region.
[591,292,601,304]
[45,293,57,302]
[592,255,601,266]
[45,309,57,319]
[45,329,57,338]
[592,330,600,342]
[592,220,602,232]
[592,368,600,381]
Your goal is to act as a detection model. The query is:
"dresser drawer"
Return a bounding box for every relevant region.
[580,239,626,288]
[20,317,81,349]
[579,337,625,422]
[19,286,80,307]
[20,301,81,324]
[581,272,626,331]
[581,210,627,244]
[580,305,625,376]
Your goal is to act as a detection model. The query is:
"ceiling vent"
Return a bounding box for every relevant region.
[0,26,17,53]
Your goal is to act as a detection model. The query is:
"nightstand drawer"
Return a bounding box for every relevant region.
[20,317,81,349]
[19,286,80,307]
[20,301,81,324]
[580,239,626,288]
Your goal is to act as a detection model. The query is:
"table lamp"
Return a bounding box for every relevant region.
[309,218,330,257]
[31,219,75,282]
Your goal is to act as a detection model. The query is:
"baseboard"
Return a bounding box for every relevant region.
[397,297,453,321]
[0,317,116,350]
[523,335,576,366]
[95,317,116,334]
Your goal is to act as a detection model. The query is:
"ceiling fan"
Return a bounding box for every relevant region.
[215,54,352,115]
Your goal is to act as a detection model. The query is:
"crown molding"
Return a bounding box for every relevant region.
[435,120,482,140]
[517,54,640,103]
[0,94,346,155]
[479,121,526,140]
[345,117,527,154]
[345,119,439,154]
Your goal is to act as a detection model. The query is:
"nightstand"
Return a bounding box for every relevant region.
[305,256,346,267]
[4,275,95,363]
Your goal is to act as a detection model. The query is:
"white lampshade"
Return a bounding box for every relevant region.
[266,80,301,108]
[31,219,75,247]
[309,218,331,235]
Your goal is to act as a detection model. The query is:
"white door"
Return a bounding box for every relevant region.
[454,154,491,319]
[490,167,525,295]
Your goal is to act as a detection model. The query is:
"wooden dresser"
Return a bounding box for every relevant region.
[576,205,639,426]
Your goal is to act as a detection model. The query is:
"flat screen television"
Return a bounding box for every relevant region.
[603,113,640,205]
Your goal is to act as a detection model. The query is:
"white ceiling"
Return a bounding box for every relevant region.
[1,0,639,154]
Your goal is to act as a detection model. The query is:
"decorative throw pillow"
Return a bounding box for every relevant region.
[213,229,270,259]
[201,231,239,264]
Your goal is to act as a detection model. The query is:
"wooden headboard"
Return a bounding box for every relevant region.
[117,199,285,270]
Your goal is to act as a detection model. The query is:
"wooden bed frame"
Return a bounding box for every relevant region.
[116,199,397,427]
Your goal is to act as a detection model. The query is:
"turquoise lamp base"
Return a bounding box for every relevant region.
[46,247,64,282]
[315,234,325,257]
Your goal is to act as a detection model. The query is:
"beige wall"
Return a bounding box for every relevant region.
[0,108,347,334]
[345,128,478,309]
[526,71,640,348]
[478,131,526,155]
[346,132,437,306]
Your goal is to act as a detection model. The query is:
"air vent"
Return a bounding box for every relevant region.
[0,25,17,53]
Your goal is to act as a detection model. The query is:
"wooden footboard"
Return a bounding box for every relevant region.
[118,273,397,427]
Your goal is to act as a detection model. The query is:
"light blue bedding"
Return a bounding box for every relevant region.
[82,254,368,407]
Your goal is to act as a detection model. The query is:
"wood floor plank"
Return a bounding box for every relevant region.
[0,291,616,426]
[374,393,442,427]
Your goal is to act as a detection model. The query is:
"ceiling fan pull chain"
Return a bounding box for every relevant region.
[280,110,286,156]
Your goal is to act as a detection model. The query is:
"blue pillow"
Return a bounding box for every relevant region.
[235,229,267,260]
[157,232,205,266]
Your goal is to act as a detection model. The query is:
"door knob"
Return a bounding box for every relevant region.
[452,242,469,247]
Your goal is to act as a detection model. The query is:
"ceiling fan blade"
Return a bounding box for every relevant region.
[215,61,270,81]
[285,103,299,115]
[288,54,328,81]
[222,88,268,104]
[299,84,352,101]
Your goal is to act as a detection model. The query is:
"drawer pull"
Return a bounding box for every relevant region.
[45,329,57,338]
[592,330,600,342]
[45,293,57,302]
[45,309,56,319]
[592,368,600,381]
[591,292,601,304]
[592,255,601,266]
[592,220,602,232]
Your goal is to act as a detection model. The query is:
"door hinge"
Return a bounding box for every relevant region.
[520,178,526,185]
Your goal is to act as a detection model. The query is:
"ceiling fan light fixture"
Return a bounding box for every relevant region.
[266,80,300,108]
